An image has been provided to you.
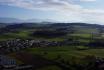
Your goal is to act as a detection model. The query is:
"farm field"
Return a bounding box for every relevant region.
[8,46,104,70]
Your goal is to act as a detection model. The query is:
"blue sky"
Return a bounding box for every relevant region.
[0,0,104,24]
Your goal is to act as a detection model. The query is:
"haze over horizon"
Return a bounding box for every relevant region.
[0,0,104,24]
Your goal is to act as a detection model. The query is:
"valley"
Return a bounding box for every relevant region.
[0,23,104,70]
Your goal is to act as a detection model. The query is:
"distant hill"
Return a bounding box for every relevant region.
[0,22,104,37]
[4,23,46,29]
[0,23,10,28]
[0,17,57,23]
[25,19,54,23]
[0,17,24,23]
[1,22,104,31]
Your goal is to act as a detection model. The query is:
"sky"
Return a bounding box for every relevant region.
[0,0,104,24]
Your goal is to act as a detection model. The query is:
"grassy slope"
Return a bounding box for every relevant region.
[25,46,104,60]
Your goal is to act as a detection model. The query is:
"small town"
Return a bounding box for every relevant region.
[0,39,104,70]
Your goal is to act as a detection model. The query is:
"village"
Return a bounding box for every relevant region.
[0,39,64,53]
[0,39,104,70]
[0,39,69,70]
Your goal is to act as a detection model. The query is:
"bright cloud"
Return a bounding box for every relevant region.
[80,0,96,2]
[0,0,104,23]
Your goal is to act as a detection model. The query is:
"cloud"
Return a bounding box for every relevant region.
[0,0,104,23]
[0,0,80,10]
[80,0,96,2]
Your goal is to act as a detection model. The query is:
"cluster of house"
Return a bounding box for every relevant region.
[1,39,104,69]
[0,55,33,70]
[94,57,104,69]
[0,39,70,53]
[0,39,74,70]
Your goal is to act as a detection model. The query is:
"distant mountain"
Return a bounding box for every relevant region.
[25,19,56,23]
[4,23,44,29]
[0,17,24,23]
[25,19,44,23]
[0,23,9,28]
[0,17,57,23]
[1,22,104,34]
[2,22,104,30]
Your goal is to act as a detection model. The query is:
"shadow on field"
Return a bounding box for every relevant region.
[14,52,71,70]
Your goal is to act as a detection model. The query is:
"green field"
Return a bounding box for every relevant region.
[25,46,104,60]
[10,45,104,70]
[1,24,104,70]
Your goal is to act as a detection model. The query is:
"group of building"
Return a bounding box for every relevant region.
[0,54,33,70]
[0,39,104,70]
[0,39,69,54]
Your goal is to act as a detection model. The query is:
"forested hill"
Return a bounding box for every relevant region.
[0,23,104,32]
[0,23,104,33]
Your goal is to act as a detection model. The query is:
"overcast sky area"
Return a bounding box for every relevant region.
[0,0,104,24]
